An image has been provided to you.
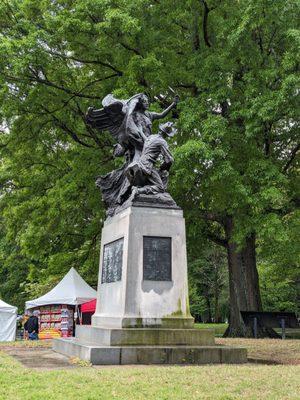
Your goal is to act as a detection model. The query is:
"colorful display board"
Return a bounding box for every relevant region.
[36,304,74,339]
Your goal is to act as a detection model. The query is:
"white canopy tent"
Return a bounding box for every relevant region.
[25,267,97,309]
[0,299,18,341]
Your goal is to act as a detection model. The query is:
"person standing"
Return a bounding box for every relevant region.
[24,310,39,340]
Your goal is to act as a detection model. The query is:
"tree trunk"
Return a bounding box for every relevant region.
[214,290,221,323]
[223,216,279,338]
[214,271,221,323]
[205,296,213,323]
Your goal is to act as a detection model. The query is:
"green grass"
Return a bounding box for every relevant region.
[195,323,300,339]
[0,340,52,348]
[0,339,299,400]
[216,338,300,365]
[195,323,228,335]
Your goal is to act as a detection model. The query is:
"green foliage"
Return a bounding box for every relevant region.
[260,265,299,313]
[188,244,228,323]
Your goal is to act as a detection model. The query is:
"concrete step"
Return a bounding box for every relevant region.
[92,315,195,329]
[53,338,247,365]
[75,325,215,346]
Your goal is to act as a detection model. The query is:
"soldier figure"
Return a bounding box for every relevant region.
[127,122,177,197]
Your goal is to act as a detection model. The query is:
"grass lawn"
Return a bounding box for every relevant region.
[216,338,300,365]
[0,340,52,348]
[195,323,300,339]
[0,339,299,400]
[195,323,228,336]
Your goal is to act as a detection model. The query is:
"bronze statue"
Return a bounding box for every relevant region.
[128,122,176,197]
[86,93,179,216]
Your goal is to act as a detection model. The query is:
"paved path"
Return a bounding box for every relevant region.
[3,346,77,370]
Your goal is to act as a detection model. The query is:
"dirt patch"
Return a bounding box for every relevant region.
[3,347,77,370]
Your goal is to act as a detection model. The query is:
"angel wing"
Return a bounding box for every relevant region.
[86,94,126,140]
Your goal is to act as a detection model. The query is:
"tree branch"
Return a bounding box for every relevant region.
[28,68,119,100]
[200,0,212,47]
[198,210,225,224]
[283,144,299,172]
[193,9,201,51]
[47,50,123,76]
[118,40,142,56]
[206,232,228,248]
[55,121,94,148]
[74,102,103,147]
[263,122,272,157]
[41,106,94,148]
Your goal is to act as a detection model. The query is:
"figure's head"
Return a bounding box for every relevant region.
[126,93,150,112]
[158,122,177,138]
[138,94,149,110]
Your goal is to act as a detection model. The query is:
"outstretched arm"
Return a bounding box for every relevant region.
[151,95,179,120]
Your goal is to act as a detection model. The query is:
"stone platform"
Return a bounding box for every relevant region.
[53,205,247,365]
[64,325,215,346]
[53,325,247,365]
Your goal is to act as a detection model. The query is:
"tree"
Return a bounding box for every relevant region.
[258,207,300,314]
[189,244,228,323]
[168,0,299,336]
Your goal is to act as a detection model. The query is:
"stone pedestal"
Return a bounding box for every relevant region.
[53,205,247,365]
[93,206,193,329]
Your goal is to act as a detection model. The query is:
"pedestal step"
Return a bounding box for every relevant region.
[53,338,247,365]
[75,325,215,346]
[92,315,195,329]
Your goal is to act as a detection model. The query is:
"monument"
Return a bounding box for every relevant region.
[53,92,246,364]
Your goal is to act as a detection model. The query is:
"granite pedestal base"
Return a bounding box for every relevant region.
[53,205,247,364]
[53,325,247,364]
[91,206,193,328]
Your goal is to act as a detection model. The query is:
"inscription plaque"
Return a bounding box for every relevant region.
[143,236,172,281]
[101,238,123,283]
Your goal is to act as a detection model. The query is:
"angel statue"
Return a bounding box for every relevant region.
[86,92,179,216]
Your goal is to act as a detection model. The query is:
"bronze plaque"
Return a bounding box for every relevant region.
[143,236,172,281]
[101,238,123,283]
